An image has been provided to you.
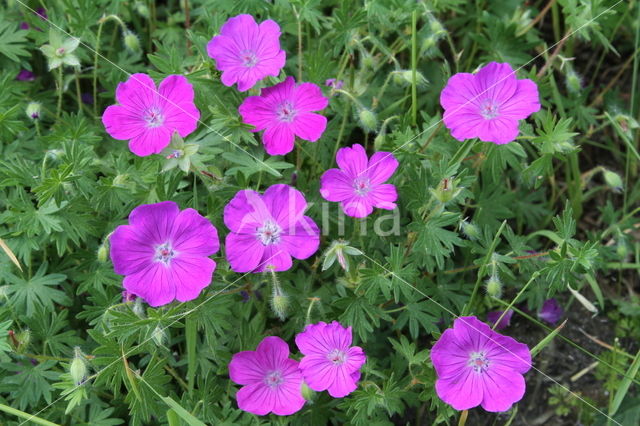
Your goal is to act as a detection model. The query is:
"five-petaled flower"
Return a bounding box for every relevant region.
[295,321,366,397]
[320,144,398,218]
[430,316,532,412]
[109,201,219,307]
[207,14,286,92]
[440,62,540,144]
[223,184,320,273]
[229,336,306,416]
[102,73,200,157]
[239,76,329,155]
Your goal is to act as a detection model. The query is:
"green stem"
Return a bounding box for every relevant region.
[93,19,104,117]
[294,6,303,82]
[56,67,63,119]
[75,70,83,114]
[447,138,476,168]
[411,10,418,127]
[0,403,60,426]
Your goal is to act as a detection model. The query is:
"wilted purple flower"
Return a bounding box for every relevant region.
[487,310,514,330]
[81,93,94,105]
[430,316,532,412]
[16,70,35,81]
[538,298,563,324]
[122,290,138,303]
[325,78,344,90]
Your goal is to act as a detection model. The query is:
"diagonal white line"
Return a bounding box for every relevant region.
[355,0,625,179]
[15,0,280,176]
[17,249,286,425]
[359,251,622,425]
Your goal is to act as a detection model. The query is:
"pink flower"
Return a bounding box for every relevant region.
[319,144,398,218]
[109,201,219,307]
[430,316,532,412]
[440,62,540,144]
[207,14,285,92]
[295,321,366,398]
[486,310,514,330]
[229,336,305,416]
[538,298,563,324]
[223,184,320,273]
[102,73,200,157]
[238,76,329,155]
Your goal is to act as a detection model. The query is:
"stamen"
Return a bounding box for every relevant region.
[256,221,282,246]
[143,107,165,128]
[154,242,176,265]
[480,100,500,120]
[276,101,297,123]
[468,351,490,374]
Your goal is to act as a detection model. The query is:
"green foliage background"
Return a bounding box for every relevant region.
[0,0,639,424]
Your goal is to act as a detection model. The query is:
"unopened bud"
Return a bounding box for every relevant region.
[565,69,582,94]
[26,102,42,120]
[271,292,289,321]
[132,298,145,317]
[616,241,628,259]
[16,329,31,351]
[69,347,87,385]
[485,275,502,298]
[429,19,445,36]
[393,70,428,87]
[301,382,315,401]
[97,244,108,263]
[603,169,623,193]
[151,325,166,346]
[134,1,149,18]
[357,108,377,132]
[429,178,462,204]
[123,30,140,53]
[459,218,480,240]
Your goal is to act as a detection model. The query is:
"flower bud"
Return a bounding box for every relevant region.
[151,325,166,346]
[97,244,108,263]
[134,1,150,18]
[26,102,42,120]
[393,70,428,87]
[69,347,87,385]
[459,218,480,240]
[123,30,140,53]
[429,178,462,204]
[132,298,145,318]
[270,271,288,321]
[429,19,446,36]
[616,241,628,259]
[16,329,31,352]
[301,382,315,401]
[357,108,377,132]
[565,69,582,94]
[603,169,623,193]
[485,275,502,298]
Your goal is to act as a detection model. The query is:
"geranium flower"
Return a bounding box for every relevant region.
[40,29,80,70]
[102,73,200,156]
[440,62,540,144]
[224,184,320,273]
[229,336,305,416]
[238,76,328,155]
[430,316,532,412]
[538,298,563,324]
[109,201,219,307]
[319,144,398,218]
[207,14,285,92]
[295,321,366,397]
[486,309,514,330]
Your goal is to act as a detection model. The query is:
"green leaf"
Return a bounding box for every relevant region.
[0,18,29,62]
[4,263,70,317]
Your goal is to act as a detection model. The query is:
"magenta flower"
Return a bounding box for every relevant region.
[109,201,219,307]
[229,336,305,416]
[224,184,320,273]
[538,298,563,324]
[320,144,398,218]
[440,62,540,144]
[239,76,329,155]
[430,316,532,412]
[207,14,285,92]
[16,70,35,81]
[295,321,366,397]
[487,310,514,330]
[102,73,200,157]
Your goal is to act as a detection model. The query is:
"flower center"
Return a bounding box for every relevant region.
[256,221,282,246]
[276,101,297,123]
[468,351,490,374]
[154,242,176,265]
[264,370,283,388]
[56,47,66,56]
[240,50,258,67]
[353,177,372,196]
[480,100,500,120]
[143,107,165,128]
[327,349,347,365]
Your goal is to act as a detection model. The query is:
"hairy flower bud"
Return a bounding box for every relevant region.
[603,169,623,193]
[301,382,315,401]
[134,1,150,18]
[69,347,87,385]
[97,244,108,263]
[26,102,42,120]
[357,108,377,132]
[485,275,502,298]
[123,30,140,53]
[565,69,582,94]
[270,271,288,321]
[459,218,480,240]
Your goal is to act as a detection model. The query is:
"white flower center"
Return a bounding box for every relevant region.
[143,107,165,128]
[468,351,490,374]
[327,349,347,365]
[240,50,258,67]
[153,242,176,265]
[264,370,283,388]
[256,221,282,246]
[353,177,372,196]
[480,100,500,120]
[276,101,297,123]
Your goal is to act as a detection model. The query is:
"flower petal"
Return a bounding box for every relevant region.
[225,232,265,273]
[223,189,271,233]
[280,216,320,260]
[368,184,398,210]
[122,263,175,307]
[229,350,264,385]
[263,123,295,156]
[435,368,484,410]
[366,151,398,184]
[480,364,526,412]
[170,255,215,302]
[109,225,154,275]
[236,382,273,416]
[102,105,145,141]
[256,244,293,272]
[336,144,368,178]
[293,82,329,112]
[127,201,180,242]
[341,196,374,218]
[115,73,157,109]
[171,208,219,256]
[292,112,327,142]
[320,169,355,202]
